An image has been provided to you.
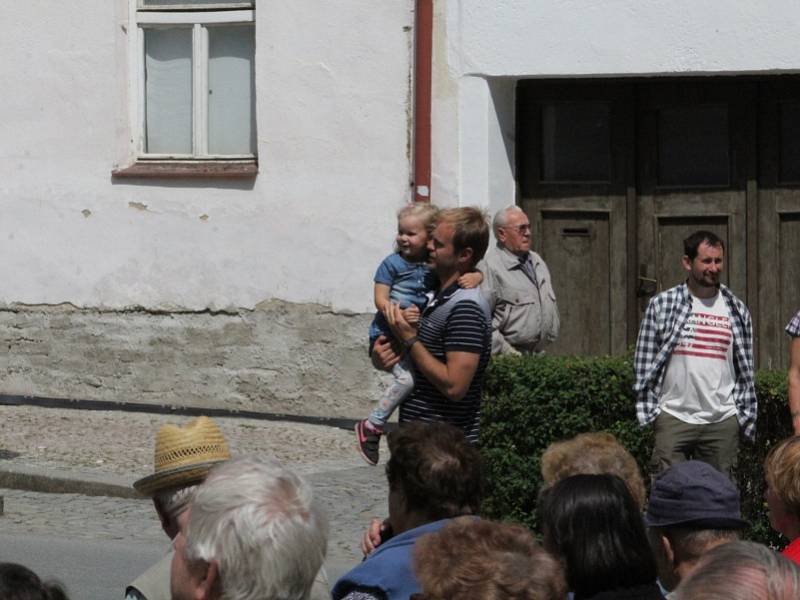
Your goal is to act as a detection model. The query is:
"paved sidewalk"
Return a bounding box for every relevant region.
[0,405,388,581]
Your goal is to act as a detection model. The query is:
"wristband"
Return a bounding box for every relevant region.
[403,336,419,350]
[792,411,800,419]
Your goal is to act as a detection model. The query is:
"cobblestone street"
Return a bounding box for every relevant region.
[0,405,388,574]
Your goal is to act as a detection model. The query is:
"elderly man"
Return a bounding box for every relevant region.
[674,541,800,600]
[333,422,484,600]
[478,205,559,355]
[127,416,231,600]
[170,456,327,600]
[645,461,746,596]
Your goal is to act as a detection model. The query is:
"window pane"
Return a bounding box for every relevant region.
[144,28,193,154]
[208,25,256,155]
[658,105,729,186]
[780,102,800,182]
[541,103,610,182]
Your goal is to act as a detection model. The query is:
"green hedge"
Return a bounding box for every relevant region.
[480,354,792,547]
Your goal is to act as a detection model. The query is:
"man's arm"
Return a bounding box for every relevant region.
[370,335,400,371]
[478,260,517,354]
[384,303,480,402]
[789,337,800,435]
[491,326,520,355]
[633,297,660,396]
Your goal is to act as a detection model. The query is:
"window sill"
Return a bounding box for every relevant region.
[112,160,258,179]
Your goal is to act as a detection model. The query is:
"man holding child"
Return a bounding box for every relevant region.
[372,206,491,444]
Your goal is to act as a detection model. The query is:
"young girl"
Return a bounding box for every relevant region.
[355,203,481,465]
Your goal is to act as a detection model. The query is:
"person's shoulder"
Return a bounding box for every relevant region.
[529,249,544,262]
[653,283,685,303]
[482,246,504,267]
[719,284,750,317]
[451,287,491,318]
[453,286,487,303]
[379,252,406,268]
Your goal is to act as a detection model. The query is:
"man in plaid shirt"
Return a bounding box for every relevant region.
[634,231,755,479]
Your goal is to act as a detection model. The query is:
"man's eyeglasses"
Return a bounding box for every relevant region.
[502,224,531,234]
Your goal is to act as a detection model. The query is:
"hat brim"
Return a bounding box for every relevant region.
[644,515,749,530]
[133,459,227,496]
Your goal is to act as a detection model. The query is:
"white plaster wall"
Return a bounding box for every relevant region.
[0,1,414,313]
[451,0,800,78]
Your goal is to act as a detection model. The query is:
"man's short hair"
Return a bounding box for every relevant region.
[437,207,490,267]
[491,205,526,236]
[153,484,197,528]
[0,563,69,600]
[386,422,484,522]
[413,517,566,600]
[684,230,724,260]
[184,456,327,600]
[765,436,800,516]
[648,526,739,567]
[540,432,646,509]
[674,540,800,600]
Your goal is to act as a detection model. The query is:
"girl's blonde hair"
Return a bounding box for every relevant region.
[398,202,440,233]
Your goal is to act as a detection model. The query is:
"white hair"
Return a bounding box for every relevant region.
[154,484,197,524]
[674,541,800,600]
[185,457,328,600]
[492,205,525,235]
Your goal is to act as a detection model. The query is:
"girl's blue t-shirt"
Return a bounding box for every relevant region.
[374,252,437,309]
[369,253,437,344]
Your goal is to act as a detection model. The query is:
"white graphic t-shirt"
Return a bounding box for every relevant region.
[659,292,737,424]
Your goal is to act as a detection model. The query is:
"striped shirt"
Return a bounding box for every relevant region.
[400,283,491,443]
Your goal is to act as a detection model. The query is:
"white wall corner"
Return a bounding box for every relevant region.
[457,76,490,208]
[486,77,517,217]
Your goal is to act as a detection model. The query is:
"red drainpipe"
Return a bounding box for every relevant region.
[413,0,433,203]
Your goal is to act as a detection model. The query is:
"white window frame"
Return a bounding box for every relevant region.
[128,1,255,162]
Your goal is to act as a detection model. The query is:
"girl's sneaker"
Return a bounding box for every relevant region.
[355,420,382,466]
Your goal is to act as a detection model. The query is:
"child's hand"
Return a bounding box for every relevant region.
[458,271,483,289]
[403,305,420,325]
[384,303,417,342]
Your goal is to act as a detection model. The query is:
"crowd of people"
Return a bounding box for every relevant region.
[5,206,800,599]
[3,417,800,599]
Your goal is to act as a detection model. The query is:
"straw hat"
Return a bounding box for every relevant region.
[133,416,231,496]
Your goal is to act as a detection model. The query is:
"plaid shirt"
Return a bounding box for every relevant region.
[787,311,800,337]
[633,283,756,441]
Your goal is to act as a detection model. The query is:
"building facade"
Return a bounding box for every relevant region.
[1,1,798,419]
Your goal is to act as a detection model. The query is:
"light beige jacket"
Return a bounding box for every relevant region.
[479,245,560,355]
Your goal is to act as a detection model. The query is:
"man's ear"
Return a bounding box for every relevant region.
[681,254,692,272]
[495,227,507,245]
[153,498,179,539]
[195,560,221,600]
[661,533,675,566]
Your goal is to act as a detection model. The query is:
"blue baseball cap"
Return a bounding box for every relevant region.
[645,460,747,529]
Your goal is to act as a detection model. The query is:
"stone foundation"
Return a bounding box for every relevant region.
[0,300,383,419]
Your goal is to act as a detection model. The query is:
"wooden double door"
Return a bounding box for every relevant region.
[517,77,800,367]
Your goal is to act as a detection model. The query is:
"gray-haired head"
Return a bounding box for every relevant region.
[674,540,800,600]
[181,456,328,600]
[154,484,198,539]
[492,205,526,236]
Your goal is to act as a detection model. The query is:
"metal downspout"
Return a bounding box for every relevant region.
[413,0,433,203]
